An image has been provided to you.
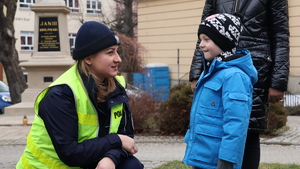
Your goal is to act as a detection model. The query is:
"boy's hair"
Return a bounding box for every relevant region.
[198,13,243,52]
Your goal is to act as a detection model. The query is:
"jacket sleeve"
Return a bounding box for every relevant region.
[218,72,252,164]
[268,0,290,91]
[39,85,124,168]
[189,0,214,82]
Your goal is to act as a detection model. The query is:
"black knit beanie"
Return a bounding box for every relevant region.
[72,21,120,60]
[197,13,242,52]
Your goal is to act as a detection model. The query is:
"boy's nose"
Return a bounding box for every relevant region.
[199,41,204,49]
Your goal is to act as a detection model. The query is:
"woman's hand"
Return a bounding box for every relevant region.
[191,80,197,92]
[268,88,284,103]
[117,134,138,155]
[95,157,115,169]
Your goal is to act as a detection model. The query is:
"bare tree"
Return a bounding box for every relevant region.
[104,0,145,84]
[0,0,27,104]
[67,0,144,83]
[117,33,146,74]
[111,0,137,38]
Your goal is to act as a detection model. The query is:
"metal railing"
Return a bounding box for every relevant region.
[284,92,300,107]
[179,72,189,84]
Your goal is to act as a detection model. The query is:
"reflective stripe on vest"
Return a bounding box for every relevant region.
[109,75,126,133]
[16,64,126,169]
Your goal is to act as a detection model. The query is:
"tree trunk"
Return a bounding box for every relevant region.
[0,0,27,104]
[124,0,134,38]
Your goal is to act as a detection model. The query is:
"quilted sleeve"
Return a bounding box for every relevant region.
[268,0,290,91]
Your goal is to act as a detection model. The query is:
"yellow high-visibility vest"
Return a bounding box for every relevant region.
[16,64,126,169]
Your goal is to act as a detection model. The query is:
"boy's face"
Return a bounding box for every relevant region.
[199,34,223,61]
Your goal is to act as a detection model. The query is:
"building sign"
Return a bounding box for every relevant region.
[15,17,30,21]
[38,17,60,52]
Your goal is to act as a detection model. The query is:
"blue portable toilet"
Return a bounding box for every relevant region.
[132,62,170,101]
[132,72,145,90]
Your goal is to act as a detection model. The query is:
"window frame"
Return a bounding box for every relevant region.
[69,33,76,54]
[86,0,102,14]
[20,31,34,51]
[65,0,80,13]
[19,0,35,9]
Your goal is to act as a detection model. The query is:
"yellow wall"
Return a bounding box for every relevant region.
[138,0,205,84]
[289,0,300,76]
[287,0,300,93]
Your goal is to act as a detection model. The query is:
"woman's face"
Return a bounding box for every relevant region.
[84,45,121,81]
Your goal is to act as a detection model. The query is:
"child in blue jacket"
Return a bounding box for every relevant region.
[183,13,258,169]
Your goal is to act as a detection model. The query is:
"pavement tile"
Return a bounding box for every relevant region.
[1,115,300,168]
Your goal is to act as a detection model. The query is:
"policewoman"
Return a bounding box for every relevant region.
[16,21,144,169]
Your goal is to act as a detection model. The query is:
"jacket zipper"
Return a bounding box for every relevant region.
[234,0,239,12]
[123,103,127,132]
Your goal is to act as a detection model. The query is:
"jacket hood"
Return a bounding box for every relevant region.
[206,49,258,85]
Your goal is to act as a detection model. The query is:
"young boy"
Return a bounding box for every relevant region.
[183,13,258,169]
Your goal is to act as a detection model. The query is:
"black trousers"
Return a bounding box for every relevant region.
[84,156,143,169]
[241,132,260,169]
[117,156,144,169]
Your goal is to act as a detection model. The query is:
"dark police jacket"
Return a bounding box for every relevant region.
[39,72,134,168]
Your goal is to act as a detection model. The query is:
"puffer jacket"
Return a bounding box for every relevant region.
[189,0,290,132]
[183,49,258,169]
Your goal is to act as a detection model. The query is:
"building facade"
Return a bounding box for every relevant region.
[137,0,300,94]
[2,0,116,83]
[2,0,300,96]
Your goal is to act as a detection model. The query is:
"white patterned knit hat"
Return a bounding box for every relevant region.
[198,13,243,52]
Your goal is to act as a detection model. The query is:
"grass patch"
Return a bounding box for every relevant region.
[268,125,290,136]
[153,161,300,169]
[259,163,300,169]
[153,161,191,169]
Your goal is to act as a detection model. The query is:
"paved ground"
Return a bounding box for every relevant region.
[0,115,300,169]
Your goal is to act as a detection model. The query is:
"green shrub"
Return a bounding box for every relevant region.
[128,92,158,134]
[265,101,289,134]
[158,83,193,135]
[285,105,300,116]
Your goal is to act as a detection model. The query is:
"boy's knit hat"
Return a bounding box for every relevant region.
[198,13,242,52]
[72,21,120,60]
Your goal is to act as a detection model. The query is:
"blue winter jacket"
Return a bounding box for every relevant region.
[183,49,258,169]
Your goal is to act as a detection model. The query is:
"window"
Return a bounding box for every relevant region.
[86,0,101,14]
[65,0,80,13]
[20,32,34,51]
[19,0,35,9]
[23,70,28,85]
[69,33,76,54]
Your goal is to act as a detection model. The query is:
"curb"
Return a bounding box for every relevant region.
[135,136,184,143]
[0,124,32,126]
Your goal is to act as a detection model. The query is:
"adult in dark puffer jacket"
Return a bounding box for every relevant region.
[189,0,290,169]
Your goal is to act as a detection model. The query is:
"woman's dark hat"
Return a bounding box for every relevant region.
[72,21,120,60]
